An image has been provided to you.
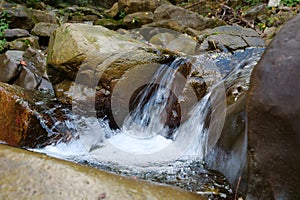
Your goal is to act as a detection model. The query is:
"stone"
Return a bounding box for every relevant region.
[118,0,169,14]
[30,8,59,24]
[105,2,119,18]
[123,12,154,28]
[31,22,59,37]
[165,34,198,54]
[8,36,40,51]
[199,25,265,52]
[4,28,30,41]
[0,83,72,148]
[200,34,248,51]
[6,5,35,30]
[70,15,100,24]
[247,14,300,199]
[206,25,260,37]
[47,23,172,127]
[0,144,203,200]
[149,32,177,47]
[243,36,265,47]
[150,4,225,32]
[0,50,24,83]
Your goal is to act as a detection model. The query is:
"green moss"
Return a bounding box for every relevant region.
[0,11,9,53]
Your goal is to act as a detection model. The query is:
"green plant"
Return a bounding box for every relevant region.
[118,10,126,19]
[131,16,140,24]
[280,0,300,6]
[0,11,9,53]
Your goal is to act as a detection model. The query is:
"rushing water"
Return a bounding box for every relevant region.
[32,47,264,199]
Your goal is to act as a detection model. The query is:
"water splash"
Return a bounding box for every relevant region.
[32,47,264,199]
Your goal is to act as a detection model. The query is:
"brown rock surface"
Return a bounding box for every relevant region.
[0,83,72,148]
[247,14,300,199]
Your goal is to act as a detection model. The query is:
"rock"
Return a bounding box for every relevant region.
[123,12,154,28]
[0,83,72,148]
[47,23,174,127]
[4,28,30,41]
[95,18,124,30]
[118,0,169,14]
[149,32,177,47]
[6,4,35,30]
[199,25,265,52]
[92,0,118,9]
[70,15,100,24]
[30,8,59,24]
[0,47,47,90]
[200,34,248,51]
[31,22,59,37]
[247,15,300,199]
[165,34,198,54]
[263,27,278,45]
[0,50,24,83]
[0,144,203,200]
[105,2,119,18]
[148,4,225,33]
[8,36,40,51]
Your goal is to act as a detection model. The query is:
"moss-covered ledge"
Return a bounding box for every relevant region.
[0,144,203,200]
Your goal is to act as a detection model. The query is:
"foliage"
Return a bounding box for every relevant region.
[280,0,300,6]
[0,11,9,53]
[245,0,265,6]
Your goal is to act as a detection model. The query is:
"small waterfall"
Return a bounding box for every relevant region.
[32,47,264,198]
[122,57,188,139]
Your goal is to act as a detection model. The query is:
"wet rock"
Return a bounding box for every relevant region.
[47,23,173,126]
[0,83,72,148]
[199,25,265,52]
[118,0,169,14]
[147,4,225,33]
[31,22,59,37]
[0,144,203,200]
[4,28,30,41]
[205,94,248,196]
[247,14,300,200]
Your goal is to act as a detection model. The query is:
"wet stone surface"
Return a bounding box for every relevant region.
[84,160,234,199]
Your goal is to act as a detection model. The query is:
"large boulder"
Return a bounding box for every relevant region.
[247,15,300,199]
[0,144,203,200]
[47,23,207,131]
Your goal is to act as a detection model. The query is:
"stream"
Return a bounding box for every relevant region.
[31,47,264,199]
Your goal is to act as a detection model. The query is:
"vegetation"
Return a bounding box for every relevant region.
[281,0,300,6]
[0,11,9,53]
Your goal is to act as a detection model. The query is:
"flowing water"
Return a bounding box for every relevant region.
[32,47,264,199]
